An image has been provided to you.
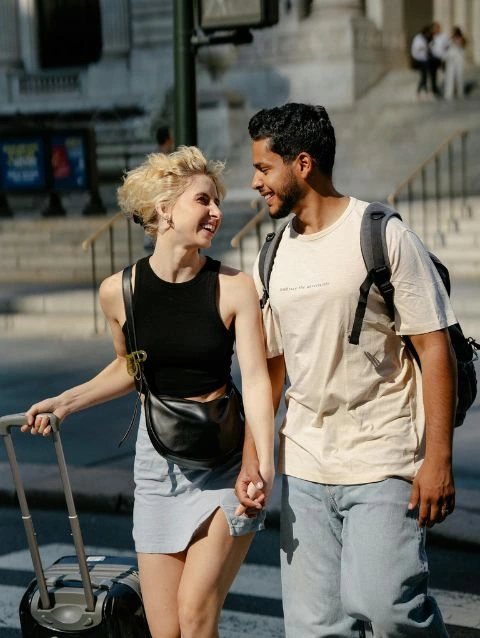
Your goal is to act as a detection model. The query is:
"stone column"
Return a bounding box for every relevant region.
[0,0,21,68]
[366,0,406,66]
[433,0,453,33]
[18,0,38,71]
[314,0,362,17]
[453,0,468,29]
[472,0,480,64]
[99,0,130,56]
[366,0,383,28]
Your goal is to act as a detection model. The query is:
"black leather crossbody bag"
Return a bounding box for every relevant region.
[120,265,245,470]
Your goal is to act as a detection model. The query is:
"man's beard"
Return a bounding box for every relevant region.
[270,173,301,219]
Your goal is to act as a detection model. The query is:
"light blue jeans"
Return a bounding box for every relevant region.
[280,475,449,638]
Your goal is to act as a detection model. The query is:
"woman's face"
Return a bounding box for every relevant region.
[169,174,222,248]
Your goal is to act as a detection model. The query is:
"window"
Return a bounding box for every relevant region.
[37,0,102,69]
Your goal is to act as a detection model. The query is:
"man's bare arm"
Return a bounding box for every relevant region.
[408,328,456,527]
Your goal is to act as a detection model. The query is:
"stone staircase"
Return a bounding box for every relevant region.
[2,65,480,337]
[0,215,146,284]
[0,200,256,336]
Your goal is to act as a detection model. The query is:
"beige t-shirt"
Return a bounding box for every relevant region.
[254,197,457,485]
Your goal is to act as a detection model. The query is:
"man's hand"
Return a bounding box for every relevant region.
[235,461,266,517]
[408,458,455,527]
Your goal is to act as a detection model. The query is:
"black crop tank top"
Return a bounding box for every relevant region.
[122,256,235,397]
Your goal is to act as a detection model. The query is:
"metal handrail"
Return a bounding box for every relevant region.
[230,199,267,248]
[387,130,466,198]
[81,211,135,334]
[387,129,470,246]
[230,199,281,271]
[81,211,124,251]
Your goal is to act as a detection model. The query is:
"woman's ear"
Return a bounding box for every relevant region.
[156,204,174,231]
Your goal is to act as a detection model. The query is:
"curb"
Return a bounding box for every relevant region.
[0,462,134,515]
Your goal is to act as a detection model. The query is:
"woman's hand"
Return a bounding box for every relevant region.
[234,461,275,517]
[21,398,67,437]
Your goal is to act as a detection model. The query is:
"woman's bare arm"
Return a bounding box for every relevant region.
[22,272,136,435]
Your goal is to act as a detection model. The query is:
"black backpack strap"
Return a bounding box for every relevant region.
[349,203,402,345]
[258,219,290,309]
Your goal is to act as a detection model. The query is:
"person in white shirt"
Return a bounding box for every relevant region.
[429,22,450,97]
[411,26,432,99]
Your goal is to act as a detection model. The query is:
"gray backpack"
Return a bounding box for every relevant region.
[258,202,478,427]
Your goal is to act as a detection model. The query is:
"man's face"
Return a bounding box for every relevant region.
[251,138,301,219]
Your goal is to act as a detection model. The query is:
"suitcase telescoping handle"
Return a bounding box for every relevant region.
[0,413,95,612]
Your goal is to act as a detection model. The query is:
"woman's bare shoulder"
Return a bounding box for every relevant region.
[99,269,126,318]
[99,270,122,299]
[218,265,257,304]
[219,264,254,285]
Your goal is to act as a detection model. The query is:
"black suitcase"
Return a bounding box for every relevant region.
[0,412,151,638]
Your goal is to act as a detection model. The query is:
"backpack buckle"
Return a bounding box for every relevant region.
[265,232,275,242]
[378,280,394,296]
[372,265,393,295]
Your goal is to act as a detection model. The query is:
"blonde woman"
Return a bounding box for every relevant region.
[21,146,275,638]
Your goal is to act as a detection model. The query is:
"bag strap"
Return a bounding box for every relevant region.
[258,218,290,309]
[118,265,147,447]
[122,266,135,353]
[349,203,402,345]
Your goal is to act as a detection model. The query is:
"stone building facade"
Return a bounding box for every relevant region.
[0,0,478,159]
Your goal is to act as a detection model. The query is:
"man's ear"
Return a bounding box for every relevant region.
[295,152,314,178]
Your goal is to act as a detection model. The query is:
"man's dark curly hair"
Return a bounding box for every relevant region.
[248,103,336,177]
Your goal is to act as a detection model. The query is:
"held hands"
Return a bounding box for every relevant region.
[234,460,275,517]
[20,398,66,437]
[408,458,455,528]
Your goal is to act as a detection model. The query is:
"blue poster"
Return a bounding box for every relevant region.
[51,134,87,190]
[0,137,46,190]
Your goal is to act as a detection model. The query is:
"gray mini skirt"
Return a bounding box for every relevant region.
[133,411,266,554]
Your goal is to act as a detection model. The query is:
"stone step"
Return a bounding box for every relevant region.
[434,247,480,262]
[0,289,95,314]
[0,313,106,337]
[441,232,480,249]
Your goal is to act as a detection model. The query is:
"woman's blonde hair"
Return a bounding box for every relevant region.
[117,146,226,239]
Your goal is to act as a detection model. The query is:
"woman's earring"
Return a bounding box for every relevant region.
[158,211,174,233]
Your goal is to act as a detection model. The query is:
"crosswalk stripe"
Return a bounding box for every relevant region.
[1,545,479,632]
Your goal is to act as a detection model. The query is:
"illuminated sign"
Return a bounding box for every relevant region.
[0,129,91,193]
[51,134,88,190]
[0,137,46,190]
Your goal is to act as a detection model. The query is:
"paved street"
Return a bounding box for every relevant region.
[0,508,479,637]
[0,324,479,637]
